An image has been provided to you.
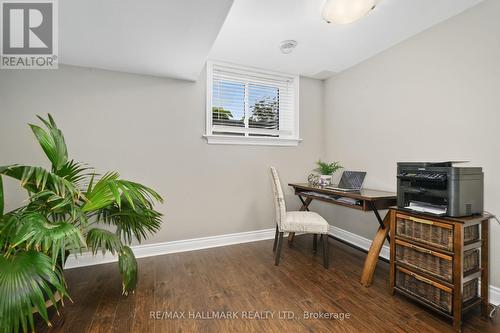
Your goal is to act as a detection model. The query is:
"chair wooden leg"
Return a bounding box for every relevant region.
[322,234,329,269]
[273,224,279,252]
[288,232,295,247]
[313,234,318,253]
[275,232,284,266]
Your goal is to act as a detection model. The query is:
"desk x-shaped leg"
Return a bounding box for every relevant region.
[299,196,312,211]
[296,196,389,242]
[293,193,391,287]
[368,201,390,243]
[361,206,392,287]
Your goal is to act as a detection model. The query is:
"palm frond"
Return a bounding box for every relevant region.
[8,212,85,267]
[81,172,120,212]
[118,246,137,295]
[116,180,163,207]
[0,214,20,253]
[0,251,69,333]
[0,214,18,252]
[0,210,26,252]
[0,165,83,205]
[98,200,162,244]
[29,124,59,170]
[55,160,94,187]
[29,114,68,172]
[82,173,163,213]
[85,228,122,255]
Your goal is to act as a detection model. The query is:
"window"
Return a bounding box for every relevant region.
[205,62,300,146]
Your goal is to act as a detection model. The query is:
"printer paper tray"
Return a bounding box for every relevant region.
[404,201,448,216]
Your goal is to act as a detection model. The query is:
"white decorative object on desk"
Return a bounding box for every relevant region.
[307,173,320,187]
[319,174,333,186]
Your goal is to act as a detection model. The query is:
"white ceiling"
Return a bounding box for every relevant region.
[59,0,484,81]
[59,0,234,81]
[209,0,484,79]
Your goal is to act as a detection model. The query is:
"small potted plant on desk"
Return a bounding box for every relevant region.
[310,160,343,186]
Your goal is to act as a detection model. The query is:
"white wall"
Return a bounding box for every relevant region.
[319,0,500,287]
[0,65,325,244]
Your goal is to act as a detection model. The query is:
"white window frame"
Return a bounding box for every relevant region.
[204,61,301,146]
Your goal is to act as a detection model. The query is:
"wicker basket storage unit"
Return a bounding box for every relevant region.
[390,209,491,332]
[395,267,478,314]
[395,240,480,282]
[395,214,479,251]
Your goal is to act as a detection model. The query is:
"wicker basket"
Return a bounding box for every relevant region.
[463,278,479,303]
[464,225,480,244]
[395,241,480,282]
[396,214,480,251]
[396,268,478,314]
[396,215,453,250]
[463,249,480,274]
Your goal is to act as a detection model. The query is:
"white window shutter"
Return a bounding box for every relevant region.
[207,62,299,143]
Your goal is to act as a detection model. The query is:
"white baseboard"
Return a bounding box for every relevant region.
[64,225,499,305]
[482,284,500,307]
[490,286,500,307]
[64,228,276,269]
[329,225,390,260]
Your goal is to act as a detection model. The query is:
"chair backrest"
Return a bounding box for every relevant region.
[270,167,287,229]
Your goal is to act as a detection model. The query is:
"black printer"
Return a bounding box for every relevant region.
[397,162,483,217]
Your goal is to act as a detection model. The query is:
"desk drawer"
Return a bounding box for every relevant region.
[395,240,480,282]
[396,214,454,251]
[395,267,478,314]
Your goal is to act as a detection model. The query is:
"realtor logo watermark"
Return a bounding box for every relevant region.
[1,0,58,69]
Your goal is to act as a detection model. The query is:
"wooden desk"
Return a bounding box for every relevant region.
[288,183,397,287]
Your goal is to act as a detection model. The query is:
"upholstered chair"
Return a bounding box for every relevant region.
[270,167,330,268]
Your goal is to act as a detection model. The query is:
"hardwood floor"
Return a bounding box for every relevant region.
[36,235,499,333]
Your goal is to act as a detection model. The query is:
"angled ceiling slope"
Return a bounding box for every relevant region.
[60,0,234,81]
[209,0,484,79]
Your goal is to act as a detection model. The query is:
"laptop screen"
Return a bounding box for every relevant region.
[338,171,366,190]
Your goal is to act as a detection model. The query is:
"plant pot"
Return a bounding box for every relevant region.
[319,174,332,186]
[34,291,63,313]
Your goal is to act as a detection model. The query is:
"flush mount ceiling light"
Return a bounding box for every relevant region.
[280,40,298,54]
[322,0,376,24]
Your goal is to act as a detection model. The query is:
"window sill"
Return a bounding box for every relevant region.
[203,135,302,147]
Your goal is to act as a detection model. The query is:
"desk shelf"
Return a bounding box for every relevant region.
[294,192,365,211]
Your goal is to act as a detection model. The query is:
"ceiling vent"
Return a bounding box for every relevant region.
[280,40,298,54]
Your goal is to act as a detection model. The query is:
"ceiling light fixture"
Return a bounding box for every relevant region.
[322,0,376,24]
[280,40,297,54]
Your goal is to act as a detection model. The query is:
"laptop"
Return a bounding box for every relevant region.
[327,171,367,192]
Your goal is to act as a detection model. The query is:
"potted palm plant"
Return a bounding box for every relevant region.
[0,115,163,333]
[313,160,343,186]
